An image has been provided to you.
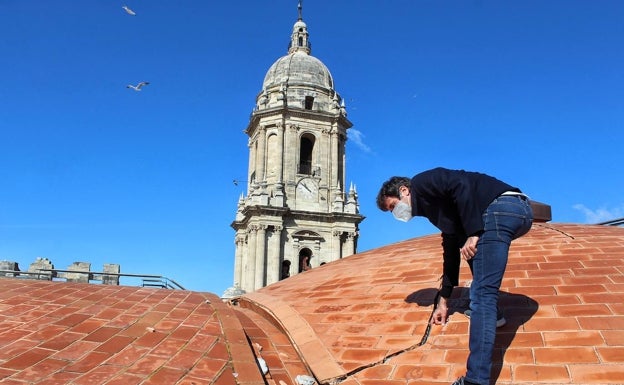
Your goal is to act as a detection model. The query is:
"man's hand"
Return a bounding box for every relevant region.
[460,235,479,261]
[430,296,448,325]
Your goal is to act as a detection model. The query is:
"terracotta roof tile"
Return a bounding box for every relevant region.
[236,223,624,384]
[0,280,268,385]
[1,223,624,384]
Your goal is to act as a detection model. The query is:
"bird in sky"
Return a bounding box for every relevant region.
[126,82,149,91]
[122,5,136,16]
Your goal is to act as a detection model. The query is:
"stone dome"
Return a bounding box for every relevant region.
[252,5,345,114]
[262,51,334,92]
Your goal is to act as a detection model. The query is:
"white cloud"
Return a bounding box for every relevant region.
[572,203,624,224]
[347,128,372,153]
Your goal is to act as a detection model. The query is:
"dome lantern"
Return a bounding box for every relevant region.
[288,1,311,55]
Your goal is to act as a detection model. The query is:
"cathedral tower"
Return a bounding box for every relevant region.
[231,3,364,293]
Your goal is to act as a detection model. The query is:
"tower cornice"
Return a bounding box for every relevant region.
[246,108,352,134]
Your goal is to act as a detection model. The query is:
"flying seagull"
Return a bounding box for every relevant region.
[127,81,149,91]
[122,5,136,16]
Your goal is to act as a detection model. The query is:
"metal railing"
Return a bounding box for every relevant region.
[596,217,624,227]
[0,269,186,290]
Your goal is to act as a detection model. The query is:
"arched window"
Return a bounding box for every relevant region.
[281,260,291,280]
[298,248,313,273]
[298,134,314,175]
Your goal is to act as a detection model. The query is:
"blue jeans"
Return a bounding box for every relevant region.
[465,195,533,385]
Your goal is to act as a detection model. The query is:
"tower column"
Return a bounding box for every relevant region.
[267,225,282,285]
[257,125,267,182]
[245,225,258,292]
[345,231,356,256]
[285,123,297,183]
[291,238,300,274]
[276,122,285,183]
[330,127,339,189]
[254,225,267,289]
[233,234,245,288]
[247,140,255,190]
[333,231,342,261]
[313,240,321,268]
[320,127,331,205]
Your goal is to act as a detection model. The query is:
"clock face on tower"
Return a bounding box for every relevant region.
[297,178,318,200]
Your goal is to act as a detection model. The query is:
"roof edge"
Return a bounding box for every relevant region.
[238,291,346,382]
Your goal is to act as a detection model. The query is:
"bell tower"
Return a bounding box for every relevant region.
[230,2,364,293]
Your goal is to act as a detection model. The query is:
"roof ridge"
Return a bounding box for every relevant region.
[234,306,312,383]
[238,291,345,382]
[210,294,268,384]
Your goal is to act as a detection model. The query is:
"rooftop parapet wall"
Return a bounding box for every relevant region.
[0,257,120,285]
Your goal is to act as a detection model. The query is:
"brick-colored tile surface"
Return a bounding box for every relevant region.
[238,223,624,384]
[1,223,623,384]
[0,280,265,385]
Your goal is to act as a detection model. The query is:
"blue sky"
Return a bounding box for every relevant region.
[1,1,622,294]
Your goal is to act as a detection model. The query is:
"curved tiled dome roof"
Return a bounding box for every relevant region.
[1,223,623,384]
[240,223,624,384]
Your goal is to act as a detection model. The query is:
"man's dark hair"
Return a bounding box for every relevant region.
[376,176,411,211]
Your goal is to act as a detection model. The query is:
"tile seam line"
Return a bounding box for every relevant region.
[239,291,344,382]
[237,287,440,381]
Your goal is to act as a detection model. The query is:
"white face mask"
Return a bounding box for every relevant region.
[392,196,413,222]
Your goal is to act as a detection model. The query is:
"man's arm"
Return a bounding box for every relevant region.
[431,233,462,325]
[440,233,462,298]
